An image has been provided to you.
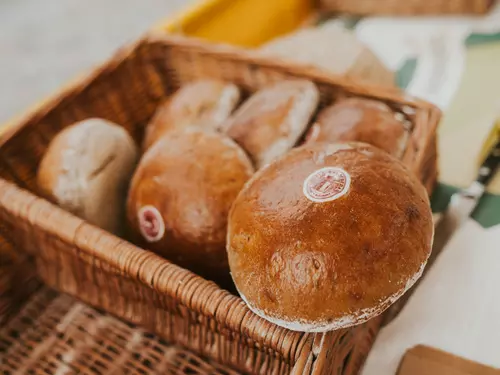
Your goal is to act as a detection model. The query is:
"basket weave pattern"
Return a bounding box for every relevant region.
[1,286,244,375]
[0,35,440,374]
[320,0,493,15]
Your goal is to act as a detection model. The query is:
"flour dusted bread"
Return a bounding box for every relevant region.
[37,118,138,235]
[224,80,319,169]
[143,80,240,150]
[127,128,254,281]
[227,142,433,332]
[305,98,410,158]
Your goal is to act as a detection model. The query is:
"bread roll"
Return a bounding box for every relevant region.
[259,23,395,87]
[37,118,138,235]
[143,80,240,150]
[305,98,410,158]
[127,128,254,281]
[227,142,433,332]
[224,80,319,169]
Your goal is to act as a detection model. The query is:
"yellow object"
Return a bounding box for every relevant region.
[479,118,500,166]
[156,0,315,47]
[477,118,500,193]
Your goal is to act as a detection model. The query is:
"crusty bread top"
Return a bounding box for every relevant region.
[227,142,433,331]
[224,80,319,169]
[142,80,240,150]
[305,98,409,158]
[128,128,254,279]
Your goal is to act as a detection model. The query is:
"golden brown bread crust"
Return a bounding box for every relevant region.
[224,80,319,169]
[37,118,138,235]
[305,98,409,158]
[227,142,433,332]
[128,128,254,282]
[143,80,240,150]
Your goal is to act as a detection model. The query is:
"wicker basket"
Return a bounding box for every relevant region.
[319,0,494,15]
[0,286,249,374]
[0,34,440,375]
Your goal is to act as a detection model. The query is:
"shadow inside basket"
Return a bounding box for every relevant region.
[0,34,440,375]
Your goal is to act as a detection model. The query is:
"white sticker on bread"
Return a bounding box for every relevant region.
[303,167,351,203]
[138,205,165,242]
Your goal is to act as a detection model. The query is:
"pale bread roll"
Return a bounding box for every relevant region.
[37,118,138,235]
[259,22,395,87]
[143,80,240,150]
[224,80,319,169]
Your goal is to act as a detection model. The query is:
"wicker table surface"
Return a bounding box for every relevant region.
[0,286,240,375]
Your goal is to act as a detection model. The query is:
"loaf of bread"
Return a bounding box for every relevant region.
[127,128,254,283]
[224,80,319,169]
[227,142,433,332]
[259,22,395,87]
[37,118,138,235]
[305,98,410,158]
[143,80,240,150]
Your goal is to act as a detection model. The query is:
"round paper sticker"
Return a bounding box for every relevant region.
[303,167,351,203]
[138,205,165,242]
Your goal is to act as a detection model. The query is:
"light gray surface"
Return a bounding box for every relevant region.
[0,0,190,125]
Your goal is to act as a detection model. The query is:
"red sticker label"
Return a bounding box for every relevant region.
[138,205,165,242]
[303,167,351,203]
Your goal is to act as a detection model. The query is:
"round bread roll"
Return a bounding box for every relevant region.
[127,128,254,281]
[227,142,433,332]
[224,80,319,169]
[305,98,410,158]
[143,80,240,150]
[37,118,138,235]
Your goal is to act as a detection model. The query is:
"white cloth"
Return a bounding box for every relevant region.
[362,220,500,374]
[355,1,500,110]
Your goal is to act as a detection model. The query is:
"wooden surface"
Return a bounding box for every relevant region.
[398,345,500,375]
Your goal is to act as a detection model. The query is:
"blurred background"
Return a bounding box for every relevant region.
[0,0,189,124]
